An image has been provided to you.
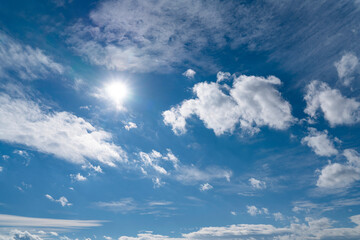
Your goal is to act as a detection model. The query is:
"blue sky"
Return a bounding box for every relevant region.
[1,0,360,239]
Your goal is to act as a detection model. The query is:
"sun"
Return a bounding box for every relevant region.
[105,82,129,103]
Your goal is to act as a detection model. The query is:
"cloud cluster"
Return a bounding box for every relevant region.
[304,80,360,126]
[115,215,360,240]
[0,89,127,167]
[45,194,72,207]
[0,32,63,80]
[249,177,266,190]
[317,149,360,189]
[301,128,338,157]
[182,69,196,79]
[163,74,294,135]
[136,149,231,187]
[335,53,359,86]
[66,0,272,72]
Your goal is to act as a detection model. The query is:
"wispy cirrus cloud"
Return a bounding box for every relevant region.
[0,214,104,228]
[0,85,127,167]
[0,31,64,80]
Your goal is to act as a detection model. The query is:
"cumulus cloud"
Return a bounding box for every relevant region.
[116,214,360,239]
[45,194,72,207]
[163,74,295,136]
[182,69,196,79]
[317,149,360,189]
[199,183,213,191]
[249,177,266,189]
[246,205,261,216]
[70,173,87,182]
[335,53,359,86]
[304,80,360,126]
[0,89,127,167]
[0,32,63,80]
[124,122,137,131]
[301,128,338,157]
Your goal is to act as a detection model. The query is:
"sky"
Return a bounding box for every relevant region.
[1,0,360,239]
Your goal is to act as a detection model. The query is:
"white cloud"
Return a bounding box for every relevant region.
[230,211,237,216]
[335,53,359,86]
[96,198,137,213]
[317,149,360,188]
[0,167,2,172]
[273,212,284,221]
[249,177,266,189]
[103,236,112,240]
[0,214,103,228]
[216,72,231,83]
[301,128,338,157]
[45,194,72,207]
[199,183,213,191]
[66,1,271,72]
[137,149,231,186]
[0,90,127,167]
[70,173,87,182]
[247,205,262,216]
[183,69,196,79]
[117,215,360,239]
[124,122,137,131]
[163,74,295,136]
[304,80,360,126]
[0,32,63,80]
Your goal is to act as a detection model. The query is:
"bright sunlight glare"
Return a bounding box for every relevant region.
[105,82,129,104]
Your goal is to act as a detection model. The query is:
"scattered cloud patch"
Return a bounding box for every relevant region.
[163,74,295,136]
[124,122,137,131]
[45,194,72,207]
[70,173,87,182]
[273,212,284,221]
[301,128,338,157]
[183,69,196,79]
[317,149,360,189]
[335,53,359,86]
[304,80,360,126]
[249,177,266,189]
[199,183,213,191]
[216,72,231,83]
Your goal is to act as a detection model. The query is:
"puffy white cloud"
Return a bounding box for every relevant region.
[199,183,213,191]
[163,74,295,136]
[317,149,360,188]
[247,205,262,216]
[182,69,196,79]
[0,32,63,80]
[335,53,359,86]
[304,80,360,126]
[45,194,72,207]
[0,90,127,167]
[249,177,266,189]
[301,128,338,157]
[70,173,87,182]
[124,122,137,131]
